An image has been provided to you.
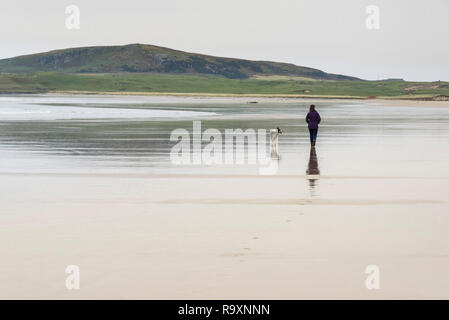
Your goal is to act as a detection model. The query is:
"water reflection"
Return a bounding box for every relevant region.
[306,146,320,195]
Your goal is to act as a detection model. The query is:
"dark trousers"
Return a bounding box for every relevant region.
[309,128,318,143]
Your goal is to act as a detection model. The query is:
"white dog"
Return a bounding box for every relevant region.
[270,127,282,159]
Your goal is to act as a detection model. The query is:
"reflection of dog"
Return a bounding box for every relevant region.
[270,127,282,159]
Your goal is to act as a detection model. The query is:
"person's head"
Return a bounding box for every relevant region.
[309,104,316,112]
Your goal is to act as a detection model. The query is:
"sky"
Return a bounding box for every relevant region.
[1,0,448,81]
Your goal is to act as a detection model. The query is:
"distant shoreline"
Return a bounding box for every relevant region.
[1,89,447,101]
[2,91,449,107]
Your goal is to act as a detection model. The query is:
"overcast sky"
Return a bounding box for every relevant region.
[1,0,448,81]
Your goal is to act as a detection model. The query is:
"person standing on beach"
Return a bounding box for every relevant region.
[306,104,321,147]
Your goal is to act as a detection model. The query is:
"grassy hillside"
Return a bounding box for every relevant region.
[0,44,358,80]
[1,72,448,100]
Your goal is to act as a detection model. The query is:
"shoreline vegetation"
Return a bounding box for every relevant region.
[1,72,449,101]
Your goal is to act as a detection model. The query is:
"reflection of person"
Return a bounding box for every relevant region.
[306,146,320,190]
[305,105,321,146]
[306,147,320,176]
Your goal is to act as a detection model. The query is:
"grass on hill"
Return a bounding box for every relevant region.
[0,72,448,100]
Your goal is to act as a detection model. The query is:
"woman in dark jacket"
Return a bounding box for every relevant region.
[305,104,321,147]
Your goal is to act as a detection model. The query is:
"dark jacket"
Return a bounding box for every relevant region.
[306,110,321,129]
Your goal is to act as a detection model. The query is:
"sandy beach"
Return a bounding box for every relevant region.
[1,95,448,299]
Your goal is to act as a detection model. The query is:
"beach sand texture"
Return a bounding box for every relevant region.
[0,95,448,299]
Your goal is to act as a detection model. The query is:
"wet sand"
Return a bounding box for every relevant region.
[0,95,448,299]
[1,174,448,299]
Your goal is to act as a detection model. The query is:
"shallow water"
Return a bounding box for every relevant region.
[1,94,448,211]
[1,94,449,185]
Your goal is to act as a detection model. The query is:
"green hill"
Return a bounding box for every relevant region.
[0,43,359,80]
[1,44,448,100]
